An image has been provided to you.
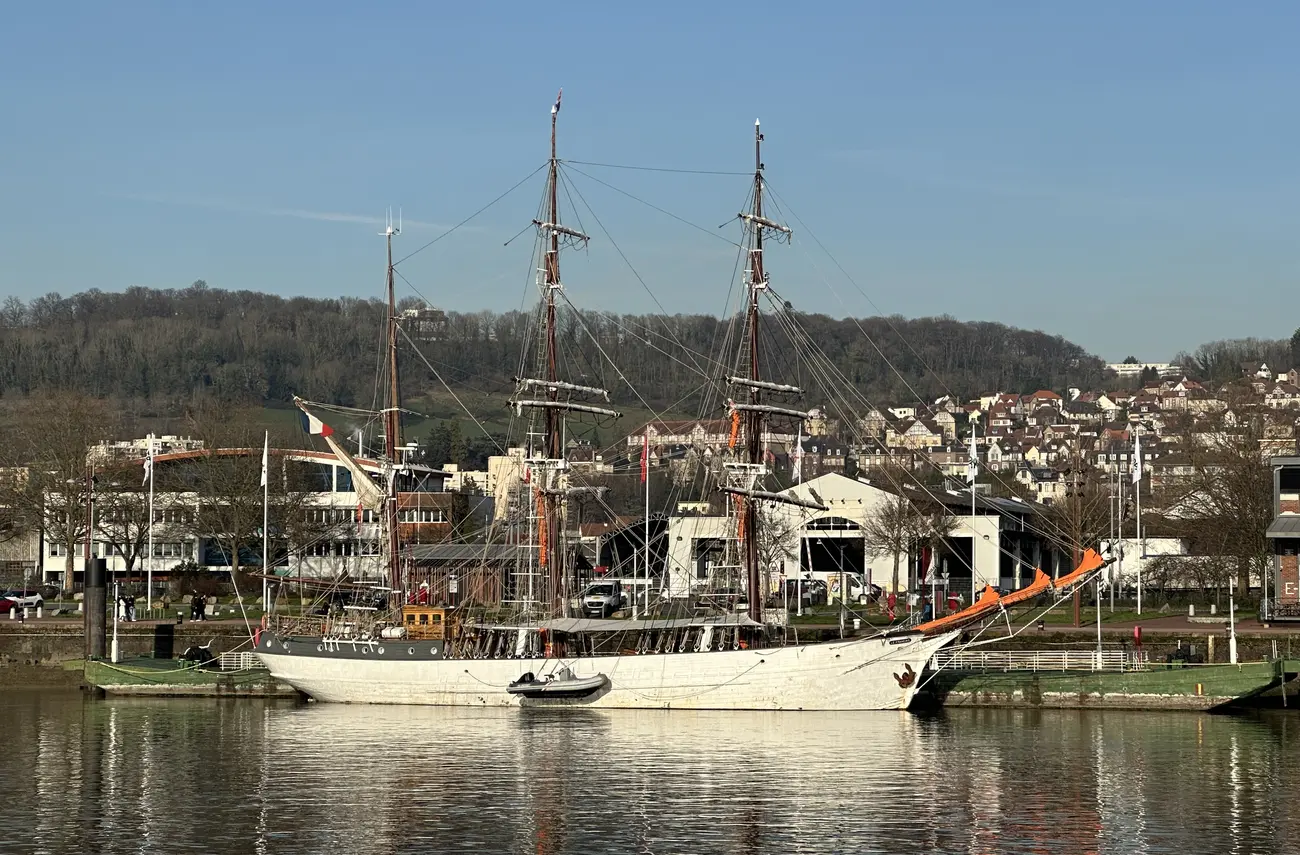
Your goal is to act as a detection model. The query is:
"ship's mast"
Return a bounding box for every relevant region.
[743,122,765,624]
[723,122,822,625]
[383,211,403,594]
[513,90,618,617]
[542,92,562,612]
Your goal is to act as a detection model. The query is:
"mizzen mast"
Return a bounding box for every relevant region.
[513,90,619,616]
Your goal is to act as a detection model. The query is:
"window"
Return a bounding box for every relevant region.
[152,542,193,559]
[360,540,380,556]
[306,542,333,557]
[400,509,446,524]
[806,516,860,531]
[49,541,66,557]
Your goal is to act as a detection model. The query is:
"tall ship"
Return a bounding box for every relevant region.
[255,93,1098,710]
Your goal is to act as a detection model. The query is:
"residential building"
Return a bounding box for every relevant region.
[1267,456,1300,619]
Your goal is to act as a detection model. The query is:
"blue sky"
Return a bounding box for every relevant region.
[2,2,1298,361]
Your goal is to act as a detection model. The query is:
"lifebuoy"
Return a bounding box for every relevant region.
[253,628,262,647]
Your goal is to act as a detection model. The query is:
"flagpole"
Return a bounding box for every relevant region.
[640,425,649,620]
[1134,430,1142,616]
[262,430,269,614]
[970,421,978,605]
[146,433,155,614]
[1109,464,1115,613]
[1117,451,1124,611]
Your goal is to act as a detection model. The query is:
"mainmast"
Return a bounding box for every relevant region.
[724,121,820,625]
[514,90,618,616]
[383,211,403,595]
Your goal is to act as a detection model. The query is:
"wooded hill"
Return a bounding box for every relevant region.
[0,283,1108,420]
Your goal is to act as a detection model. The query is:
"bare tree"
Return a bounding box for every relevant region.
[93,467,186,578]
[171,407,324,582]
[1156,408,1274,596]
[0,395,118,591]
[863,493,947,595]
[1042,453,1113,572]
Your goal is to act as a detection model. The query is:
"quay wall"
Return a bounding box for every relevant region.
[0,620,251,668]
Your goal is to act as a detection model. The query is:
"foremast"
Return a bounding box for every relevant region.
[513,90,618,617]
[724,121,823,625]
[383,213,403,596]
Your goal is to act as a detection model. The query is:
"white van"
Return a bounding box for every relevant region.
[810,571,880,604]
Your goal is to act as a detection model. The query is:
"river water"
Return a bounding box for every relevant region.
[0,690,1296,855]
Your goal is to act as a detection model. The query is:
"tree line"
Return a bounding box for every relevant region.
[0,284,1109,418]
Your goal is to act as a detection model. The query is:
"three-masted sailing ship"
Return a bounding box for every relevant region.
[255,94,1093,710]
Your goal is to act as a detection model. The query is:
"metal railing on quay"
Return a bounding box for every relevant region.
[931,648,1138,673]
[218,651,260,671]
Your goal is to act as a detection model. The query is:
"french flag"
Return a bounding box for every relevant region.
[299,411,334,438]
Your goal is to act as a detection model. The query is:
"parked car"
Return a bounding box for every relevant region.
[0,598,16,614]
[2,589,43,610]
[577,581,625,617]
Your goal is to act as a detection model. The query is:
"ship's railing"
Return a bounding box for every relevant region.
[218,651,261,671]
[931,648,1137,672]
[267,614,327,637]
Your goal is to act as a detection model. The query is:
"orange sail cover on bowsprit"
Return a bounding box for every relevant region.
[914,585,1002,635]
[1052,548,1105,590]
[998,568,1052,607]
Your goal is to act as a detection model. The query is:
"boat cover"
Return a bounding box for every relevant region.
[913,585,1003,635]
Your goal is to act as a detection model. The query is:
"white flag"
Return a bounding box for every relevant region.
[142,433,154,484]
[1131,432,1142,485]
[967,424,978,484]
[792,427,804,484]
[260,431,269,488]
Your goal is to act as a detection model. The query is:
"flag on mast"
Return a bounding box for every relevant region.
[299,411,334,438]
[142,433,155,485]
[260,431,269,488]
[1131,431,1142,485]
[641,429,650,483]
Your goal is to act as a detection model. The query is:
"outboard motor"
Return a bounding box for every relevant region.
[181,639,217,667]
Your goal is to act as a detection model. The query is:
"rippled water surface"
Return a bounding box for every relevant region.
[1,690,1297,854]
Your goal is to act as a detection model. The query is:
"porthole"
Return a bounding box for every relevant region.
[316,645,323,652]
[281,642,289,651]
[407,648,415,656]
[430,647,440,657]
[363,647,370,654]
[377,647,385,655]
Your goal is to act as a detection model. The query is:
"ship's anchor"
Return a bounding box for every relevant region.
[893,663,916,689]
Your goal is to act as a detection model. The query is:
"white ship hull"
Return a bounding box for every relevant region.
[257,630,957,711]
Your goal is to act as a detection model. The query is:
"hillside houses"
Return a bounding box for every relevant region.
[614,369,1300,513]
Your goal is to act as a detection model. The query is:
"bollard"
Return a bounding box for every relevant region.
[853,618,862,631]
[35,605,42,619]
[1210,603,1217,616]
[1189,604,1195,617]
[78,601,84,613]
[84,558,107,660]
[7,607,13,621]
[22,607,30,621]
